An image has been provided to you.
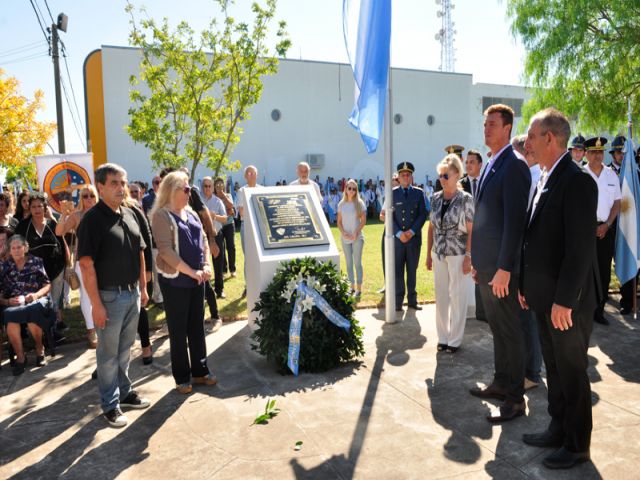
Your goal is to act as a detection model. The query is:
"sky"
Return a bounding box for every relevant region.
[0,0,525,154]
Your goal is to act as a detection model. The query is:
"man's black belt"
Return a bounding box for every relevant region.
[101,282,138,292]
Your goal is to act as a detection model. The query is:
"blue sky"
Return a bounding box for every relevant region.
[0,0,524,154]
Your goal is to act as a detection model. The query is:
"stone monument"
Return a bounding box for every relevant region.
[243,185,340,324]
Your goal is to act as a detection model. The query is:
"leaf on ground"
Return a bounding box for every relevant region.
[294,440,303,451]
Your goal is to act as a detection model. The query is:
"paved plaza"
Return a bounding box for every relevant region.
[1,300,638,479]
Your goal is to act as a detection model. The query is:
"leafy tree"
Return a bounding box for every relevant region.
[507,0,640,132]
[126,0,290,179]
[0,69,55,184]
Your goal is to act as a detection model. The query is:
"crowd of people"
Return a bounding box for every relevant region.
[1,102,637,471]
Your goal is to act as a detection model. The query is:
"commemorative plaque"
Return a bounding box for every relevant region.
[251,192,330,249]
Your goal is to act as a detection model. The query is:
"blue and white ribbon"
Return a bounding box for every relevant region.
[287,282,351,375]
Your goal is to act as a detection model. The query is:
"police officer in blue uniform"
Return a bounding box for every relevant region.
[392,162,428,311]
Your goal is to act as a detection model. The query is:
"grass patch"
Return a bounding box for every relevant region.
[61,220,435,341]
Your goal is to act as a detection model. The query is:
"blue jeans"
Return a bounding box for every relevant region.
[520,308,543,383]
[95,288,140,413]
[342,237,364,285]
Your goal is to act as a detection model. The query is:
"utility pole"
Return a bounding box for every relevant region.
[50,13,68,154]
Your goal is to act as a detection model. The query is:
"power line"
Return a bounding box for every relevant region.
[59,40,86,145]
[0,41,45,57]
[60,74,86,148]
[28,0,49,44]
[0,52,48,66]
[42,0,55,23]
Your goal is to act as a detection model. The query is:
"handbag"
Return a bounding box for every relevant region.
[65,232,81,290]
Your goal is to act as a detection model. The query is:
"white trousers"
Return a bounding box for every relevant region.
[433,254,470,348]
[74,261,93,329]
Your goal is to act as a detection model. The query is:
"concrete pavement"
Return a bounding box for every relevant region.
[1,300,638,479]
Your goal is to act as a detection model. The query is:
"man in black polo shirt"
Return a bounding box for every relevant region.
[78,163,151,428]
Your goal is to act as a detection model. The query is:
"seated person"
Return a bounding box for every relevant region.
[0,234,51,376]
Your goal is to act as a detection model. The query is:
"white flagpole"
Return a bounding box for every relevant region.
[383,65,396,323]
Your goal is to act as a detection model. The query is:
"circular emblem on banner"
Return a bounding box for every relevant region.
[43,161,92,212]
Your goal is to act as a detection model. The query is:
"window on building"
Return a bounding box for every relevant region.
[481,97,524,117]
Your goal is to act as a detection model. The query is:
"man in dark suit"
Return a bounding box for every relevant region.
[519,108,598,469]
[469,104,531,423]
[392,162,427,312]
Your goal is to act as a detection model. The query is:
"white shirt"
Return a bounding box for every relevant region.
[583,163,622,222]
[237,184,261,220]
[202,194,227,232]
[529,153,564,223]
[479,143,511,190]
[290,179,322,200]
[528,164,542,207]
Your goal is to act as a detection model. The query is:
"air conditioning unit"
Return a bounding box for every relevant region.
[306,154,325,169]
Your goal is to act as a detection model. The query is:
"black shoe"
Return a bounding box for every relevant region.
[469,383,507,401]
[543,446,590,469]
[12,359,26,376]
[395,306,403,312]
[408,304,422,311]
[104,407,128,428]
[522,430,564,448]
[594,315,609,325]
[437,343,447,352]
[445,346,459,353]
[142,355,153,365]
[216,291,226,299]
[91,369,98,380]
[476,317,488,323]
[620,307,632,315]
[120,390,151,410]
[486,400,526,423]
[36,355,47,367]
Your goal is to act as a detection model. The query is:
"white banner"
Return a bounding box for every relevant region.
[35,153,95,213]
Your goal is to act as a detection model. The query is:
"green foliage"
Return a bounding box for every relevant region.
[507,0,640,131]
[125,0,291,178]
[251,257,365,374]
[252,398,280,425]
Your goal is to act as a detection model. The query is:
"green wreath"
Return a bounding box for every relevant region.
[251,257,365,374]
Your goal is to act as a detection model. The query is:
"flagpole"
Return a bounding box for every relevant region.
[383,65,396,323]
[627,98,637,320]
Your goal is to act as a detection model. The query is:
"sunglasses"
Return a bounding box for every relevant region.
[439,173,450,180]
[82,193,96,199]
[346,187,357,191]
[181,185,192,194]
[203,184,213,188]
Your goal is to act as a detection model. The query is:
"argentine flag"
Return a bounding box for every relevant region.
[614,136,640,284]
[343,0,391,154]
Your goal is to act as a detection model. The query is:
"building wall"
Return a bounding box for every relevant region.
[94,46,528,186]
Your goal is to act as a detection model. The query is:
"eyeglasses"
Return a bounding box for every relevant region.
[82,193,96,199]
[346,187,356,191]
[439,173,450,180]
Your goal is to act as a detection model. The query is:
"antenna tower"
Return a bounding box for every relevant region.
[435,0,456,72]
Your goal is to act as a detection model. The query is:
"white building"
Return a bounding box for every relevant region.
[84,45,528,186]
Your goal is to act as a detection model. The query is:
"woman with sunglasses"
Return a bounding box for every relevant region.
[56,185,100,348]
[213,177,236,278]
[338,179,367,297]
[426,154,474,353]
[150,171,216,394]
[16,193,67,334]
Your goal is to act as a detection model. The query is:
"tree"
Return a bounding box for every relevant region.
[126,0,290,179]
[507,0,640,131]
[0,69,55,184]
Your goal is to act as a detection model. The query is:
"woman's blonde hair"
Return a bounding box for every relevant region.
[149,171,189,220]
[437,154,464,189]
[338,179,363,217]
[76,184,99,212]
